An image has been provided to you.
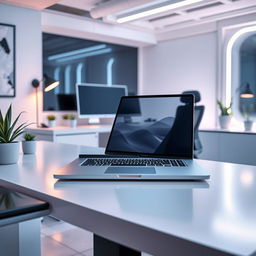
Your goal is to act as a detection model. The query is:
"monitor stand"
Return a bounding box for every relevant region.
[88,118,100,125]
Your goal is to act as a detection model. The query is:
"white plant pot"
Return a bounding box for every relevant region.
[0,142,19,165]
[219,115,232,129]
[22,141,36,154]
[48,120,56,128]
[244,120,253,131]
[69,119,77,128]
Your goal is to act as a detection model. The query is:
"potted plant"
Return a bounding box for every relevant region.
[22,133,36,154]
[217,100,232,129]
[0,104,31,164]
[62,114,69,126]
[69,114,77,128]
[47,115,56,127]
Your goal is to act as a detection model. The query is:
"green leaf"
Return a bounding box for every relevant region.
[0,104,33,143]
[10,122,33,142]
[0,109,3,125]
[3,104,12,134]
[6,111,25,142]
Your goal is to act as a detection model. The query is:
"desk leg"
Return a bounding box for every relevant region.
[0,218,41,256]
[94,234,141,256]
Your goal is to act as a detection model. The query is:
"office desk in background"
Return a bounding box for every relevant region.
[0,141,256,256]
[26,125,112,147]
[199,129,256,165]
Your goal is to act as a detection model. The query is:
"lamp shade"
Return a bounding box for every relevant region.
[240,83,254,98]
[43,74,60,92]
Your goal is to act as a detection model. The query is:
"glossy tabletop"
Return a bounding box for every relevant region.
[0,141,255,256]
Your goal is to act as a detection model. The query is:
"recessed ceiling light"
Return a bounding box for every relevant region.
[116,0,203,23]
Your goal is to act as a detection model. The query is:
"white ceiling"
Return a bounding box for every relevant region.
[1,0,256,35]
[57,0,256,34]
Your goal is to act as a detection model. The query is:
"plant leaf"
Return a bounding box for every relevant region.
[6,111,25,142]
[0,109,3,125]
[10,122,33,142]
[3,105,12,135]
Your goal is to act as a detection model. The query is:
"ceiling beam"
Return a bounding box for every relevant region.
[120,0,215,24]
[0,0,61,10]
[42,10,156,47]
[156,6,256,35]
[151,0,256,29]
[90,0,157,19]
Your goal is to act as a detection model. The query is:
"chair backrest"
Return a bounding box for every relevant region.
[194,105,204,157]
[182,90,204,158]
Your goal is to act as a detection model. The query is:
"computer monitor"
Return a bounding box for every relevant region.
[76,83,128,118]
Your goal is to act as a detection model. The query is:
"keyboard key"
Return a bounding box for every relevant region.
[82,158,186,167]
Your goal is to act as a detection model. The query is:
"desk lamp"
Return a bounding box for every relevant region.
[32,74,60,128]
[240,83,254,98]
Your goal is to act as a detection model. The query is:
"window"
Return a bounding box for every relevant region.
[43,33,137,111]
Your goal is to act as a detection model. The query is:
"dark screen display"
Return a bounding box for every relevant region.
[106,95,194,158]
[0,187,49,218]
[78,85,126,116]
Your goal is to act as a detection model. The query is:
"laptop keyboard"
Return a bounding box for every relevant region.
[81,158,187,167]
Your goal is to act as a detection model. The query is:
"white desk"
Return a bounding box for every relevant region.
[199,129,256,165]
[26,125,112,147]
[0,141,256,256]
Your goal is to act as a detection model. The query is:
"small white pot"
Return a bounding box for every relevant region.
[69,119,77,128]
[48,120,56,128]
[22,140,36,154]
[0,142,19,165]
[219,115,232,129]
[244,120,253,131]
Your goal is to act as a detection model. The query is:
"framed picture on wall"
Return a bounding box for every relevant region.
[0,23,15,97]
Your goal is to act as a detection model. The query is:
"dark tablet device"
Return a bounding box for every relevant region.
[0,187,49,219]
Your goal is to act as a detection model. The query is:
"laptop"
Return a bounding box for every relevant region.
[54,94,210,180]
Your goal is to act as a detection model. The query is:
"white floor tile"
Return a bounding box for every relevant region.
[42,220,75,236]
[50,227,93,252]
[41,236,77,256]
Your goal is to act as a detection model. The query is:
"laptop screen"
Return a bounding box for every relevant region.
[106,95,194,159]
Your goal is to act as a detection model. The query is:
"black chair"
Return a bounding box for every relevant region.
[182,91,205,158]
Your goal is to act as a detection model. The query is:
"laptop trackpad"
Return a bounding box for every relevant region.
[105,167,156,174]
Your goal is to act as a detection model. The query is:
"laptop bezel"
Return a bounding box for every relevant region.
[105,94,195,159]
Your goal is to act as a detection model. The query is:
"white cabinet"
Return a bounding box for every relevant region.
[55,133,98,147]
[26,125,112,148]
[199,130,256,165]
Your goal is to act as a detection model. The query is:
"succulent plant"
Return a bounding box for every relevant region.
[23,133,36,141]
[47,115,56,121]
[62,114,69,120]
[69,114,76,120]
[0,104,32,143]
[217,100,232,116]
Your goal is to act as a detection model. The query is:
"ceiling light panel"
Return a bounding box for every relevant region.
[116,0,203,23]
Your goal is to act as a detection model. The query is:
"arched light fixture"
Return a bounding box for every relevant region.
[225,25,256,104]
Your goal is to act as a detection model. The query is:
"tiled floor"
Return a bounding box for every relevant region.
[41,217,151,256]
[41,216,93,256]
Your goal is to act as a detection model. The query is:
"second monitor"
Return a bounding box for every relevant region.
[76,83,128,119]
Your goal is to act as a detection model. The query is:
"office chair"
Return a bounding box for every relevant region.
[182,90,205,158]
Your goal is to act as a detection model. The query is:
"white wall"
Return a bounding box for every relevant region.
[140,32,217,129]
[0,4,41,125]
